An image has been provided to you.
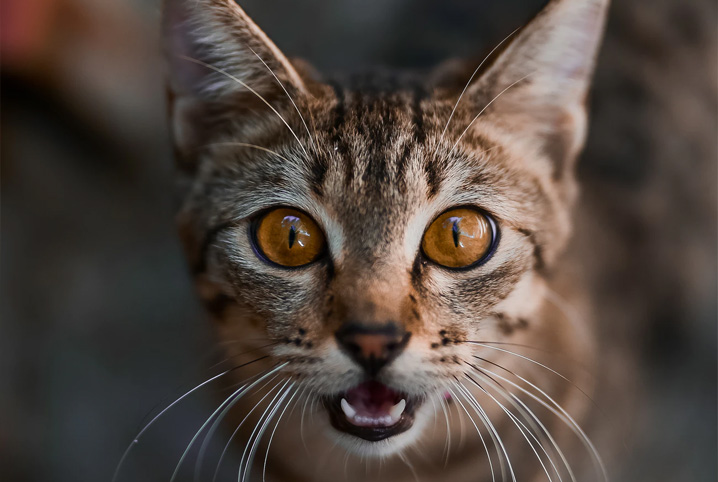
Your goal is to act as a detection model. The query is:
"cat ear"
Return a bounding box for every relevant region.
[466,0,609,178]
[162,0,307,164]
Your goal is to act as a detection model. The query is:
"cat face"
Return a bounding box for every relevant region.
[163,0,607,457]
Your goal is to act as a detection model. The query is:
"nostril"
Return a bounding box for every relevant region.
[335,322,411,375]
[346,342,362,354]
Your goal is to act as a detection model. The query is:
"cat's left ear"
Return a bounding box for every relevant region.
[465,0,609,179]
[162,0,308,165]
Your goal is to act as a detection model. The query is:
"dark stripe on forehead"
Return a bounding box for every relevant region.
[328,81,354,188]
[423,155,444,198]
[309,155,329,197]
[356,91,391,189]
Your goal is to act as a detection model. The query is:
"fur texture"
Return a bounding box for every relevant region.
[163,0,613,480]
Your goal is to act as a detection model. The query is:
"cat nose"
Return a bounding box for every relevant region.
[335,323,411,376]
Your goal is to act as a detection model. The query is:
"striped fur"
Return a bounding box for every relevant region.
[163,0,610,480]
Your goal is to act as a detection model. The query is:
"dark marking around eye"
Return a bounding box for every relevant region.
[288,225,297,249]
[452,220,461,247]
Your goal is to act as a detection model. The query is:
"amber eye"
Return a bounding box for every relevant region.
[253,208,326,267]
[421,208,496,269]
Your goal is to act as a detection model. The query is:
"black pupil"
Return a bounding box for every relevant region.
[452,219,461,247]
[288,224,297,249]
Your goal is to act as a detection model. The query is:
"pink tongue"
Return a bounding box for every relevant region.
[345,381,400,416]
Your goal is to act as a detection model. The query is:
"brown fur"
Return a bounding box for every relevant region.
[163,0,614,480]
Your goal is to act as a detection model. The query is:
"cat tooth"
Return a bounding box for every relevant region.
[389,399,406,419]
[341,398,357,419]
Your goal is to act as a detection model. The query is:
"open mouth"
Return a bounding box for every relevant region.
[325,381,420,441]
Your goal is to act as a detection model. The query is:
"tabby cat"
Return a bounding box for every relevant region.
[159,0,613,480]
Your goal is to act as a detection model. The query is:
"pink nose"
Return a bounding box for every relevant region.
[335,323,411,376]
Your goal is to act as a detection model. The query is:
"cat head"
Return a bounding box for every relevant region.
[163,0,608,456]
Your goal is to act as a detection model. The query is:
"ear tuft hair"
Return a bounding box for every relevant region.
[162,0,307,162]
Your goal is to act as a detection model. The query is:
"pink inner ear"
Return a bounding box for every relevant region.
[444,391,452,401]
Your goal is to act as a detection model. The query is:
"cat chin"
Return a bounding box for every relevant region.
[325,403,433,458]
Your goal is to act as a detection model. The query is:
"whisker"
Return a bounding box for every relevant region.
[439,394,452,466]
[262,386,300,481]
[137,341,275,432]
[452,387,468,450]
[472,361,607,482]
[170,362,287,482]
[179,55,309,158]
[398,451,421,482]
[436,26,522,150]
[202,142,293,163]
[210,377,285,482]
[239,380,294,482]
[447,72,534,159]
[470,359,578,482]
[447,386,496,482]
[465,342,596,405]
[111,355,269,482]
[468,372,561,482]
[299,387,314,453]
[246,46,316,150]
[506,389,576,482]
[454,381,516,482]
[476,366,568,480]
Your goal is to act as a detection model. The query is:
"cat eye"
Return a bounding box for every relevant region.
[421,208,497,269]
[253,208,326,267]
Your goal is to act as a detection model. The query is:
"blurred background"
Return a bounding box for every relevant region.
[1,0,716,481]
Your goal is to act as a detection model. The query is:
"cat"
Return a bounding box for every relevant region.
[159,0,615,480]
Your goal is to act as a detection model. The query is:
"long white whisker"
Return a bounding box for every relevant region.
[466,342,595,404]
[237,378,293,482]
[439,394,452,465]
[436,27,521,148]
[469,372,560,482]
[447,386,496,482]
[210,376,284,482]
[246,46,316,150]
[170,362,287,482]
[474,362,607,482]
[455,381,516,482]
[203,142,293,163]
[473,360,576,482]
[478,370,566,481]
[262,385,299,481]
[448,73,534,158]
[196,373,282,481]
[429,395,440,434]
[111,356,269,482]
[452,388,468,449]
[299,387,313,453]
[179,55,309,158]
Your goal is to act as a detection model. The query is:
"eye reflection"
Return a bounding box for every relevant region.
[254,208,325,267]
[422,208,495,268]
[281,216,312,249]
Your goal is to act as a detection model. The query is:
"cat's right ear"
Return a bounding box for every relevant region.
[162,0,308,167]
